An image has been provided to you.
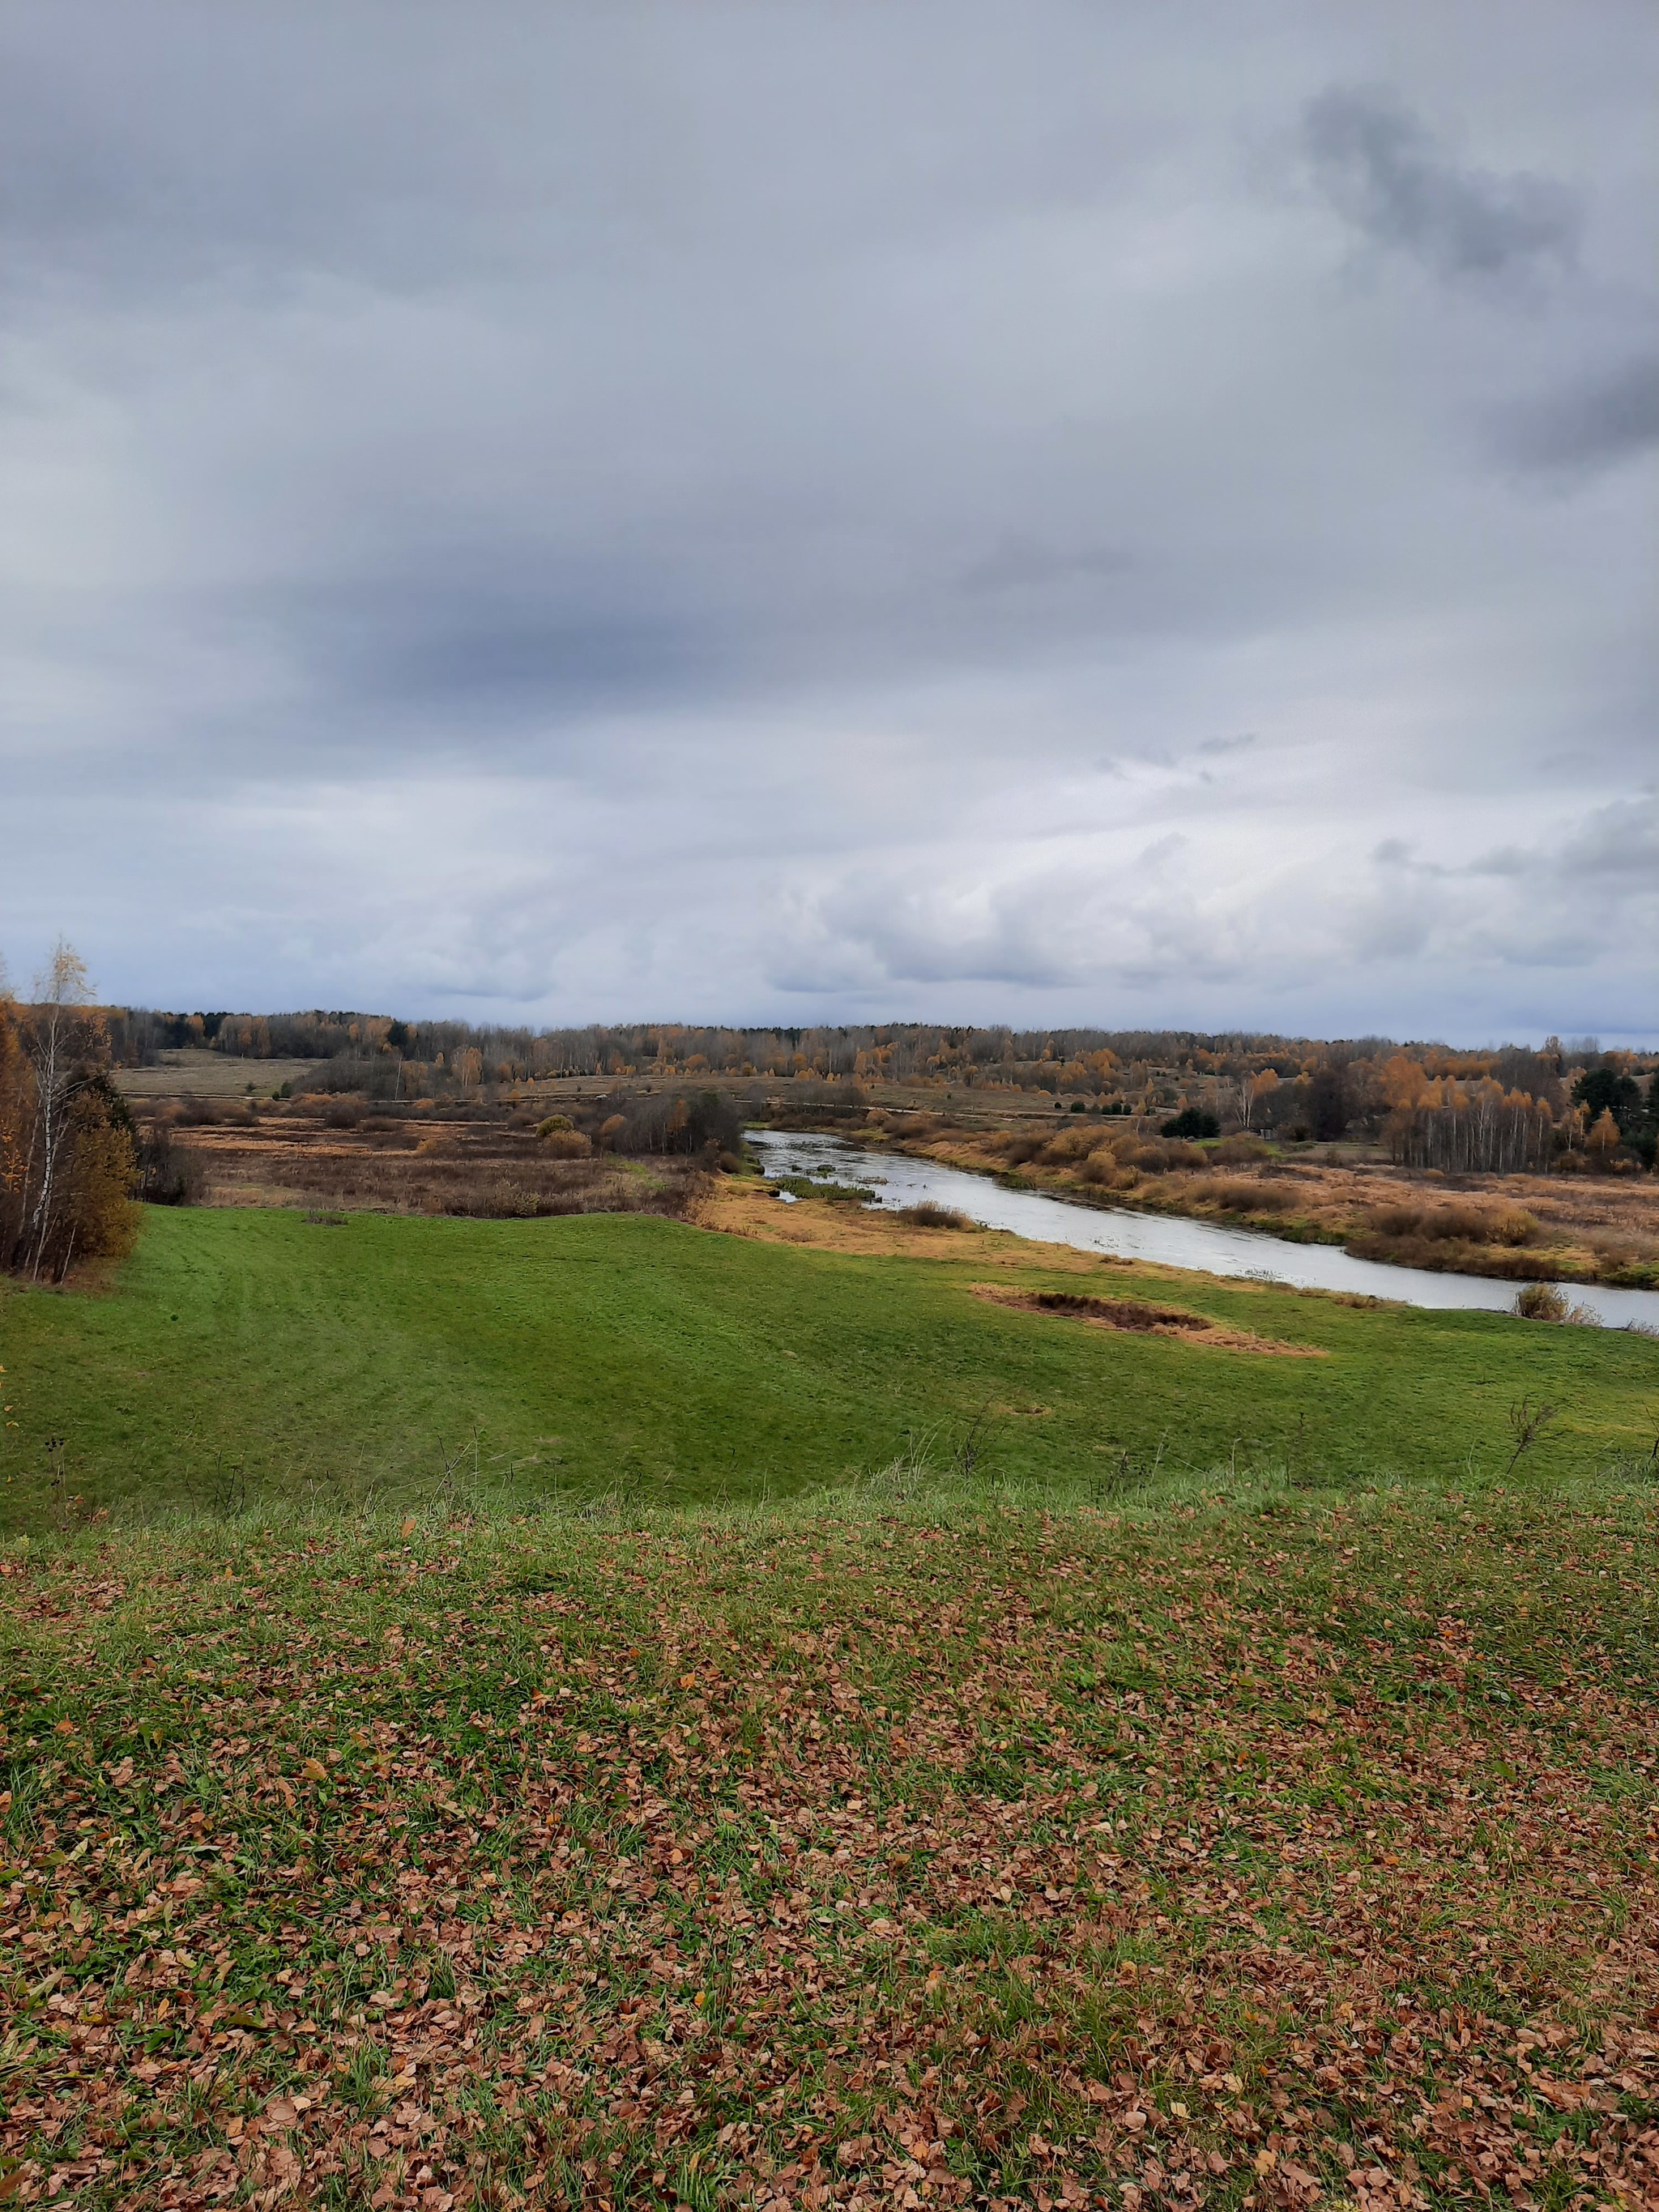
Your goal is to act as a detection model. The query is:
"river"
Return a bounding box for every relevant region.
[748,1131,1659,1335]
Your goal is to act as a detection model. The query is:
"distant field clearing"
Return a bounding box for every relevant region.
[114,1050,323,1097]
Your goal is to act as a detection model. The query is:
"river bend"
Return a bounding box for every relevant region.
[748,1131,1659,1335]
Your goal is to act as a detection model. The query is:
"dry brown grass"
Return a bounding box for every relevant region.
[115,1050,322,1098]
[892,1125,1659,1289]
[696,1176,1119,1273]
[1183,1174,1301,1214]
[128,1096,706,1220]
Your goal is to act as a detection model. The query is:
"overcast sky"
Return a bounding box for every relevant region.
[1,2,1653,1042]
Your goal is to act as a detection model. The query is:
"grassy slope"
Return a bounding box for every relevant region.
[1,1207,1655,1532]
[2,1480,1657,2206]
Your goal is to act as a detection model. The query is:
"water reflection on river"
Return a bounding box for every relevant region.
[748,1131,1659,1336]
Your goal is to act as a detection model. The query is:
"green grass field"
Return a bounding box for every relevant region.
[4,1207,1658,2203]
[1,1206,1653,1533]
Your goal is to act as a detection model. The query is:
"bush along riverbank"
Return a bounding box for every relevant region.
[849,1118,1659,1290]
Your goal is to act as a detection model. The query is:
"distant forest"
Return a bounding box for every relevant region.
[107,1008,1657,1170]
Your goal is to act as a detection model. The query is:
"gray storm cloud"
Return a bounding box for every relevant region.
[1299,84,1581,279]
[0,1,1653,1041]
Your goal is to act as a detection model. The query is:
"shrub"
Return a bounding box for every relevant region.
[1164,1141,1209,1172]
[535,1113,589,1158]
[1490,1207,1542,1247]
[1515,1282,1596,1324]
[1188,1176,1299,1215]
[1213,1134,1270,1164]
[895,1201,972,1229]
[1038,1128,1100,1165]
[539,1129,591,1160]
[1161,1107,1219,1140]
[1100,1133,1163,1170]
[1367,1203,1538,1247]
[134,1126,207,1206]
[1076,1153,1132,1189]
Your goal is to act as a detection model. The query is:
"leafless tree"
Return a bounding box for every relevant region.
[23,942,94,1279]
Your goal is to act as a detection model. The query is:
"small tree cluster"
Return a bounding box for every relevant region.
[0,943,138,1281]
[581,1088,744,1158]
[1160,1106,1220,1140]
[1572,1065,1658,1166]
[1384,1078,1558,1174]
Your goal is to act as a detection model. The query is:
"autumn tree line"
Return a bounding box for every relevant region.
[110,1009,1657,1174]
[5,974,1652,1281]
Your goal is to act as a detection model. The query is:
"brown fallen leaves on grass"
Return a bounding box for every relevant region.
[2,1483,1657,2209]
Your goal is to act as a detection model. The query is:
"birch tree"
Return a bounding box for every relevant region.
[24,942,94,1278]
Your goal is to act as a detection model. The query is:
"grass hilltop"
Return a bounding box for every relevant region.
[2,1196,1657,2206]
[2,1205,1653,1528]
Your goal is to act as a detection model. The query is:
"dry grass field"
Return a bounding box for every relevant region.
[126,1092,705,1221]
[115,1051,326,1101]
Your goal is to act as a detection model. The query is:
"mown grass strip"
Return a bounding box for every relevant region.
[1,1205,1653,1532]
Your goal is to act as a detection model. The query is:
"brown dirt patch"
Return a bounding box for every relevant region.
[972,1283,1326,1356]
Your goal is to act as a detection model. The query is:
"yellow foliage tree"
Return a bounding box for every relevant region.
[0,942,137,1279]
[1587,1107,1623,1159]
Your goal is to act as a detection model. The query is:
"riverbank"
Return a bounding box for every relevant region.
[838,1116,1659,1291]
[737,1138,1659,1330]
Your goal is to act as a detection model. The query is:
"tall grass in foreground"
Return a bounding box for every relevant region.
[15,1420,1657,1551]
